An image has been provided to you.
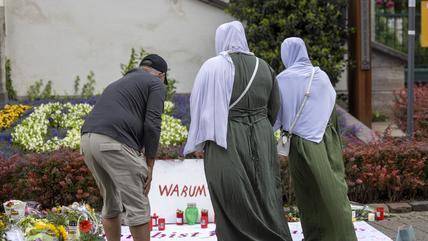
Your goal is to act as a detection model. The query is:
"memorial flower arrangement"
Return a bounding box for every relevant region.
[0,104,31,130]
[3,201,103,241]
[0,213,9,241]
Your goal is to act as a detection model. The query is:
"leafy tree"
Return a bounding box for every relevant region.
[227,0,349,84]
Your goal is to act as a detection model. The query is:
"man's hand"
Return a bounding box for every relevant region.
[144,167,153,195]
[144,157,155,195]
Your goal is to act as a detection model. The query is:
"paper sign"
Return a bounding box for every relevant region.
[113,222,392,241]
[148,159,214,223]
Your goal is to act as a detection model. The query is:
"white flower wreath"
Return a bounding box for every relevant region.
[12,101,188,153]
[12,102,93,153]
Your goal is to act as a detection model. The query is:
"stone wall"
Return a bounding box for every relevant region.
[371,42,406,114]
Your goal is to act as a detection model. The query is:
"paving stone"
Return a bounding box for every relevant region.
[387,203,412,213]
[369,212,428,241]
[410,201,428,211]
[369,203,390,213]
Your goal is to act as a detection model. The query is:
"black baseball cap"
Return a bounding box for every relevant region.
[140,54,168,85]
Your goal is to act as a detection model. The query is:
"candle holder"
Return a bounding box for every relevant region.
[176,209,184,225]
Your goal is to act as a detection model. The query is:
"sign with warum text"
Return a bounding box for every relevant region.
[148,159,214,223]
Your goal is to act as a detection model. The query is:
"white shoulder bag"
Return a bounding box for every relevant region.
[277,67,316,156]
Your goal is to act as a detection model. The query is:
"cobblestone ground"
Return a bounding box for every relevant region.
[369,211,428,241]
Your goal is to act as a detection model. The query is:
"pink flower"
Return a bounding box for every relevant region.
[386,0,394,9]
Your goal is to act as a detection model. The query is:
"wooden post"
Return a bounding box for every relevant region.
[348,0,372,127]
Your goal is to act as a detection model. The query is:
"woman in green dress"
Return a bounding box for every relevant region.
[184,21,292,241]
[274,37,358,241]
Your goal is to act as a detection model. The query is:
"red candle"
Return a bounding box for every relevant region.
[152,213,158,227]
[201,209,209,228]
[158,218,166,231]
[376,207,384,221]
[201,216,208,229]
[176,210,184,225]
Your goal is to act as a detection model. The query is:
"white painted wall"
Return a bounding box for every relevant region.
[5,0,234,95]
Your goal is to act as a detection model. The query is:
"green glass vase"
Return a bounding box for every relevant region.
[185,203,199,225]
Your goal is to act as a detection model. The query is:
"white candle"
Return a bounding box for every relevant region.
[368,213,375,222]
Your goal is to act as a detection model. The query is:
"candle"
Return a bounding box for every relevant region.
[152,213,159,227]
[158,218,166,231]
[201,215,208,229]
[376,207,384,221]
[368,213,375,222]
[176,210,184,225]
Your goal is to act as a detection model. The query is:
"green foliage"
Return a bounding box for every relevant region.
[227,0,349,84]
[27,80,43,100]
[120,48,148,76]
[372,111,387,122]
[80,71,96,99]
[74,76,80,96]
[166,78,177,101]
[26,79,54,100]
[5,59,17,100]
[41,80,54,99]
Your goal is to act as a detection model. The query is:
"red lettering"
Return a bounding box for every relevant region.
[181,185,189,197]
[152,232,166,238]
[169,232,177,238]
[171,184,179,196]
[189,186,196,197]
[179,234,188,237]
[191,232,200,237]
[159,184,172,196]
[196,185,207,197]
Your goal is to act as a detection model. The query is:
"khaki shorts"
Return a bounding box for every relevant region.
[81,133,150,226]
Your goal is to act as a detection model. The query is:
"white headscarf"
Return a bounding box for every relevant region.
[184,21,252,155]
[274,37,336,143]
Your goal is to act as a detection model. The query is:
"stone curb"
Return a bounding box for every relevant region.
[368,201,428,213]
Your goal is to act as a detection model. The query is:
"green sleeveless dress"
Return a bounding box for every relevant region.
[204,53,292,241]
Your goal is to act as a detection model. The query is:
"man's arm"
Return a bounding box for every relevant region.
[143,80,166,195]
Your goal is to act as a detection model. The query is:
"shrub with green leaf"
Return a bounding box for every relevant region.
[80,71,96,99]
[5,59,17,100]
[0,149,102,209]
[120,47,177,101]
[26,79,54,100]
[227,0,349,84]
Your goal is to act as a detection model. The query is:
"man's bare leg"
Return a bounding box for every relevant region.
[130,223,150,241]
[103,216,121,241]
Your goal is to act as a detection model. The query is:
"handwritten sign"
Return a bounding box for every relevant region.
[148,159,214,223]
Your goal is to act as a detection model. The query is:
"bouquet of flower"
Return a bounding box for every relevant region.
[2,200,103,241]
[0,213,9,241]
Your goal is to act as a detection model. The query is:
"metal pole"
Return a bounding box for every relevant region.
[407,0,416,139]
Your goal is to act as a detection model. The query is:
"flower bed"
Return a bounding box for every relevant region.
[12,103,92,153]
[3,100,188,154]
[0,104,31,130]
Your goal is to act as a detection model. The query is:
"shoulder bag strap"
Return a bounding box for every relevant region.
[288,67,316,134]
[229,57,260,110]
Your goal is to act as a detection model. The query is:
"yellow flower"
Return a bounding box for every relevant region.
[0,104,32,130]
[58,225,68,240]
